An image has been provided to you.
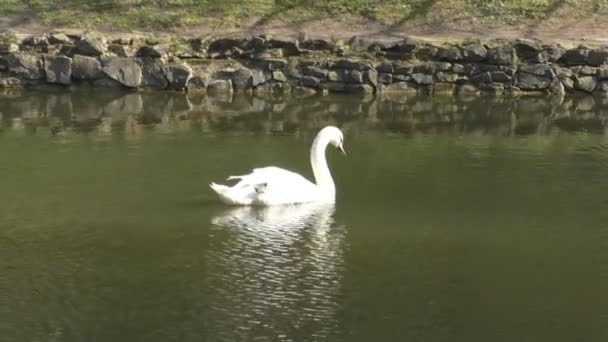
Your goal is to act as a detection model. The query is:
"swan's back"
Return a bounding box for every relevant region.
[210,166,326,206]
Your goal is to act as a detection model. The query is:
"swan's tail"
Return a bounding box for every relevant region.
[210,182,246,205]
[210,182,229,196]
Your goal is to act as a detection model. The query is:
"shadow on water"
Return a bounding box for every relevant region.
[2,88,608,137]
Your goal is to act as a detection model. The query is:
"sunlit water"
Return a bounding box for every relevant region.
[1,89,608,341]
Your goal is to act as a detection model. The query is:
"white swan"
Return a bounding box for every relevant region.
[210,126,346,206]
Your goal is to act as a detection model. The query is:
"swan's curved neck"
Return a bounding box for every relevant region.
[310,134,335,197]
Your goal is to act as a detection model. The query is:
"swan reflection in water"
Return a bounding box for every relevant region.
[207,203,346,341]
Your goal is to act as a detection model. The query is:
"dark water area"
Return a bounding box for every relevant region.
[1,89,608,341]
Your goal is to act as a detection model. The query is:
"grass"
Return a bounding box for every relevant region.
[0,0,606,31]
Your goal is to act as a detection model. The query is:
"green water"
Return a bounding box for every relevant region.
[1,90,608,341]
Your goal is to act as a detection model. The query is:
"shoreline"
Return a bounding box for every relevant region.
[1,30,608,98]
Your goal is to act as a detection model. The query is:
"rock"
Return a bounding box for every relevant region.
[452,64,466,74]
[0,77,23,88]
[487,45,515,65]
[207,33,255,56]
[101,56,142,88]
[251,69,271,86]
[44,55,71,85]
[187,75,207,90]
[490,71,511,83]
[579,66,597,76]
[189,36,212,52]
[7,53,44,80]
[164,63,191,90]
[588,49,608,67]
[138,58,168,89]
[22,35,49,47]
[0,43,19,53]
[595,81,608,93]
[436,72,460,83]
[93,76,124,88]
[255,80,291,95]
[457,83,480,95]
[302,75,321,87]
[232,68,253,90]
[437,46,462,61]
[268,35,300,55]
[514,38,541,60]
[319,82,346,92]
[374,37,418,58]
[378,82,417,94]
[462,43,487,62]
[575,76,597,93]
[519,63,553,76]
[301,38,336,51]
[554,67,573,79]
[517,72,552,90]
[72,54,103,80]
[303,65,328,79]
[109,44,133,57]
[349,69,364,83]
[350,35,389,52]
[207,79,233,93]
[481,82,505,95]
[537,44,564,63]
[365,69,378,86]
[415,45,438,60]
[327,69,347,82]
[393,64,414,75]
[292,85,317,97]
[561,49,588,65]
[411,73,433,85]
[376,62,393,73]
[434,83,456,94]
[562,77,575,91]
[256,58,287,71]
[597,68,608,80]
[76,34,107,56]
[332,58,373,71]
[59,45,76,57]
[272,70,287,82]
[471,71,492,84]
[136,44,170,58]
[48,33,72,45]
[378,73,392,84]
[112,37,131,45]
[393,74,410,82]
[516,63,554,90]
[550,77,565,96]
[344,84,374,94]
[435,63,453,73]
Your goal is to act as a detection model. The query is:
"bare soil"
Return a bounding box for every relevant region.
[2,6,608,47]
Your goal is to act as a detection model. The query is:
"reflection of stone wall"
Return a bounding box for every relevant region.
[2,32,608,97]
[1,89,607,136]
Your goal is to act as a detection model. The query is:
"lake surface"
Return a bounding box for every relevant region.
[1,89,608,342]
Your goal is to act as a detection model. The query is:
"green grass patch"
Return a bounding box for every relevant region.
[0,0,604,30]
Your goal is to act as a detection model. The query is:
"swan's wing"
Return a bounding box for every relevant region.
[228,167,319,204]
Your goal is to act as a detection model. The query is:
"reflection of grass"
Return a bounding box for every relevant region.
[0,0,605,30]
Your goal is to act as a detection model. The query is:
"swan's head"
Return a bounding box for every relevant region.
[320,126,346,156]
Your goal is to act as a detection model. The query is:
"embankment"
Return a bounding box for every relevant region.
[1,31,608,97]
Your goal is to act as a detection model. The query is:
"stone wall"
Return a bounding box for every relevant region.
[1,31,608,97]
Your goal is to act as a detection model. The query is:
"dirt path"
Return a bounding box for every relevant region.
[2,7,608,47]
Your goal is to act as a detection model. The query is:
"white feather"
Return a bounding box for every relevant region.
[210,126,345,206]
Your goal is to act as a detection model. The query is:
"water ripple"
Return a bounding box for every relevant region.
[207,203,346,342]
